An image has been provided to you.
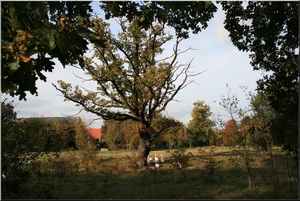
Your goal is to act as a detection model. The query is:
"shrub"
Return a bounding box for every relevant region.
[201,146,224,184]
[167,147,194,182]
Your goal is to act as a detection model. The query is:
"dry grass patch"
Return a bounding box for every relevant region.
[20,146,297,199]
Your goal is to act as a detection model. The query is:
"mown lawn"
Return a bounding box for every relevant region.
[18,146,299,199]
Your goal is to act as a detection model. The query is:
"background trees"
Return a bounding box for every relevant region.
[102,114,183,150]
[1,99,18,147]
[187,101,216,147]
[149,114,184,149]
[1,100,42,198]
[102,119,134,151]
[1,99,92,198]
[220,1,298,156]
[248,93,275,151]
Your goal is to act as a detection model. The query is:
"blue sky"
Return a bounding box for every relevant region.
[7,2,264,128]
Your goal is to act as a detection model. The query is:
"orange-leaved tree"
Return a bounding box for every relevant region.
[222,119,238,146]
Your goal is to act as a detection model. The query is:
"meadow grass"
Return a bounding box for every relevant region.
[22,146,298,199]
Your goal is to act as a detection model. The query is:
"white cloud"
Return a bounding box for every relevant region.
[211,4,231,44]
[213,23,231,44]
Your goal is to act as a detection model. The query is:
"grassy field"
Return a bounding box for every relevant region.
[19,146,298,199]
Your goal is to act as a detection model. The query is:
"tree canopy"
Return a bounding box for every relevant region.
[100,1,217,39]
[1,1,217,101]
[248,93,275,151]
[1,1,101,100]
[222,119,238,146]
[187,100,216,146]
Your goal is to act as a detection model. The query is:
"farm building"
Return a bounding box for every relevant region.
[86,128,102,142]
[86,128,108,149]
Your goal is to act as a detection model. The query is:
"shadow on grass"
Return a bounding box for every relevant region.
[21,164,298,199]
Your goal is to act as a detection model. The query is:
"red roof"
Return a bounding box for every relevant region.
[86,128,102,140]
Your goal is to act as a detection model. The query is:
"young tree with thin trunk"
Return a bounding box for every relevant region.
[53,17,204,168]
[219,85,256,190]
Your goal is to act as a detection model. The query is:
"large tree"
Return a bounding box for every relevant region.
[2,1,217,101]
[219,1,298,155]
[53,17,205,168]
[187,100,216,146]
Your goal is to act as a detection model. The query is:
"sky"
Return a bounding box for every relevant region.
[5,2,264,128]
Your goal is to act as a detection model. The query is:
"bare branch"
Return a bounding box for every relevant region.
[72,71,93,82]
[83,117,103,128]
[60,108,85,118]
[52,83,139,122]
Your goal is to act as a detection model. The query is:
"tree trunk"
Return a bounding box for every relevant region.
[136,138,151,168]
[136,127,152,168]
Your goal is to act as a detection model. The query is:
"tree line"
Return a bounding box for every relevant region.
[1,100,97,156]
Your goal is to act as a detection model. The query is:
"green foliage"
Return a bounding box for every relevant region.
[1,160,33,199]
[78,147,99,173]
[150,114,183,148]
[167,148,194,170]
[187,100,216,146]
[19,118,75,152]
[219,85,260,190]
[47,152,78,178]
[100,1,217,39]
[102,120,129,150]
[3,148,298,199]
[1,99,37,198]
[167,148,193,183]
[1,99,22,154]
[102,114,183,151]
[1,100,83,198]
[248,94,274,150]
[220,1,298,155]
[74,120,89,150]
[200,146,224,184]
[1,1,102,100]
